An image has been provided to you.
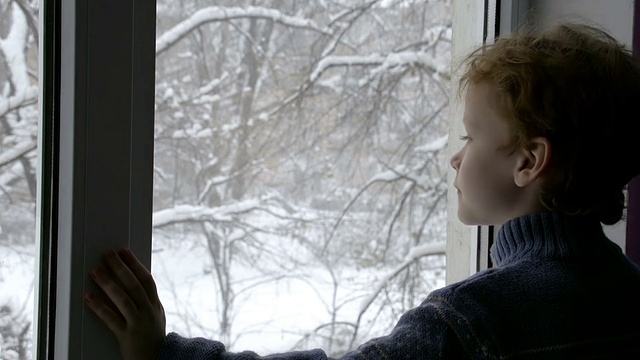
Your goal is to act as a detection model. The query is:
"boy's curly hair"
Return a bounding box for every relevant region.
[459,22,640,225]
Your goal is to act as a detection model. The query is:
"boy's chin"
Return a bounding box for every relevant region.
[457,216,486,226]
[457,210,504,227]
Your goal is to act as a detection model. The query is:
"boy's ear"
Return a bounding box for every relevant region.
[514,137,552,187]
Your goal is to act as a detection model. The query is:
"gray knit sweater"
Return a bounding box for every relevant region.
[159,212,640,359]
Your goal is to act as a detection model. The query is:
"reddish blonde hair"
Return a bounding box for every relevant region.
[459,23,640,224]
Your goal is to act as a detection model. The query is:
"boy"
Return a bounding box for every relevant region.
[85,22,640,359]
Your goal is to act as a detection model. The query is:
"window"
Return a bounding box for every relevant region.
[5,1,458,358]
[13,0,638,359]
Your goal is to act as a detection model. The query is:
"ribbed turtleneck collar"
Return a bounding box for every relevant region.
[490,211,620,267]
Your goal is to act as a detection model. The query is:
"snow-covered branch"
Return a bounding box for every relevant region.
[310,49,451,83]
[0,138,36,169]
[0,1,31,94]
[357,241,446,316]
[0,86,38,118]
[153,199,260,227]
[156,6,329,55]
[153,195,318,228]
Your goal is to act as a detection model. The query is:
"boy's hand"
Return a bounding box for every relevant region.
[85,248,166,360]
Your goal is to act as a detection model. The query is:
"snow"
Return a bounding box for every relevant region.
[152,244,334,352]
[151,238,445,353]
[0,244,36,358]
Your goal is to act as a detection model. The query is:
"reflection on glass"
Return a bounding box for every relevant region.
[0,0,40,358]
[152,1,451,356]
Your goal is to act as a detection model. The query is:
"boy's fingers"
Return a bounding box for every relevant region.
[102,249,152,312]
[117,248,162,306]
[85,292,126,336]
[91,266,139,321]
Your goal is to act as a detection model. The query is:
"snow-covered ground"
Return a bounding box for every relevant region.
[0,241,445,357]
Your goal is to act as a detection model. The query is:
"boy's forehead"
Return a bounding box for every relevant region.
[468,81,501,104]
[463,82,496,126]
[463,81,515,135]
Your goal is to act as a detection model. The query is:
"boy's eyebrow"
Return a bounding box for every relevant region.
[461,110,470,126]
[461,113,474,130]
[460,117,468,132]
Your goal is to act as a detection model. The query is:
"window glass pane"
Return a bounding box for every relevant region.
[0,0,39,358]
[152,0,451,355]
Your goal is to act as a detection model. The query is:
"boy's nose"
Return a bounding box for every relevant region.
[450,152,461,170]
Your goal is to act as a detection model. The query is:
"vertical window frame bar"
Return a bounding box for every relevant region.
[37,0,157,358]
[626,0,640,265]
[34,0,61,357]
[446,0,489,284]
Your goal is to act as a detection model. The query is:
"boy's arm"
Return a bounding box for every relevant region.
[85,248,469,360]
[159,333,330,360]
[157,300,469,360]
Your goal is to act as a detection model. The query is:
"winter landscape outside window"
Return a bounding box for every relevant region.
[151,1,452,356]
[0,0,39,359]
[0,0,453,358]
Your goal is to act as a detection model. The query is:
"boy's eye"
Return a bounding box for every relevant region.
[459,135,471,141]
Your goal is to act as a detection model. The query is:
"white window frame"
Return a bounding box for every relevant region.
[447,0,490,283]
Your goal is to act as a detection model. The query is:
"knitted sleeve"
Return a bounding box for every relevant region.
[159,333,328,360]
[158,297,469,360]
[159,334,225,360]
